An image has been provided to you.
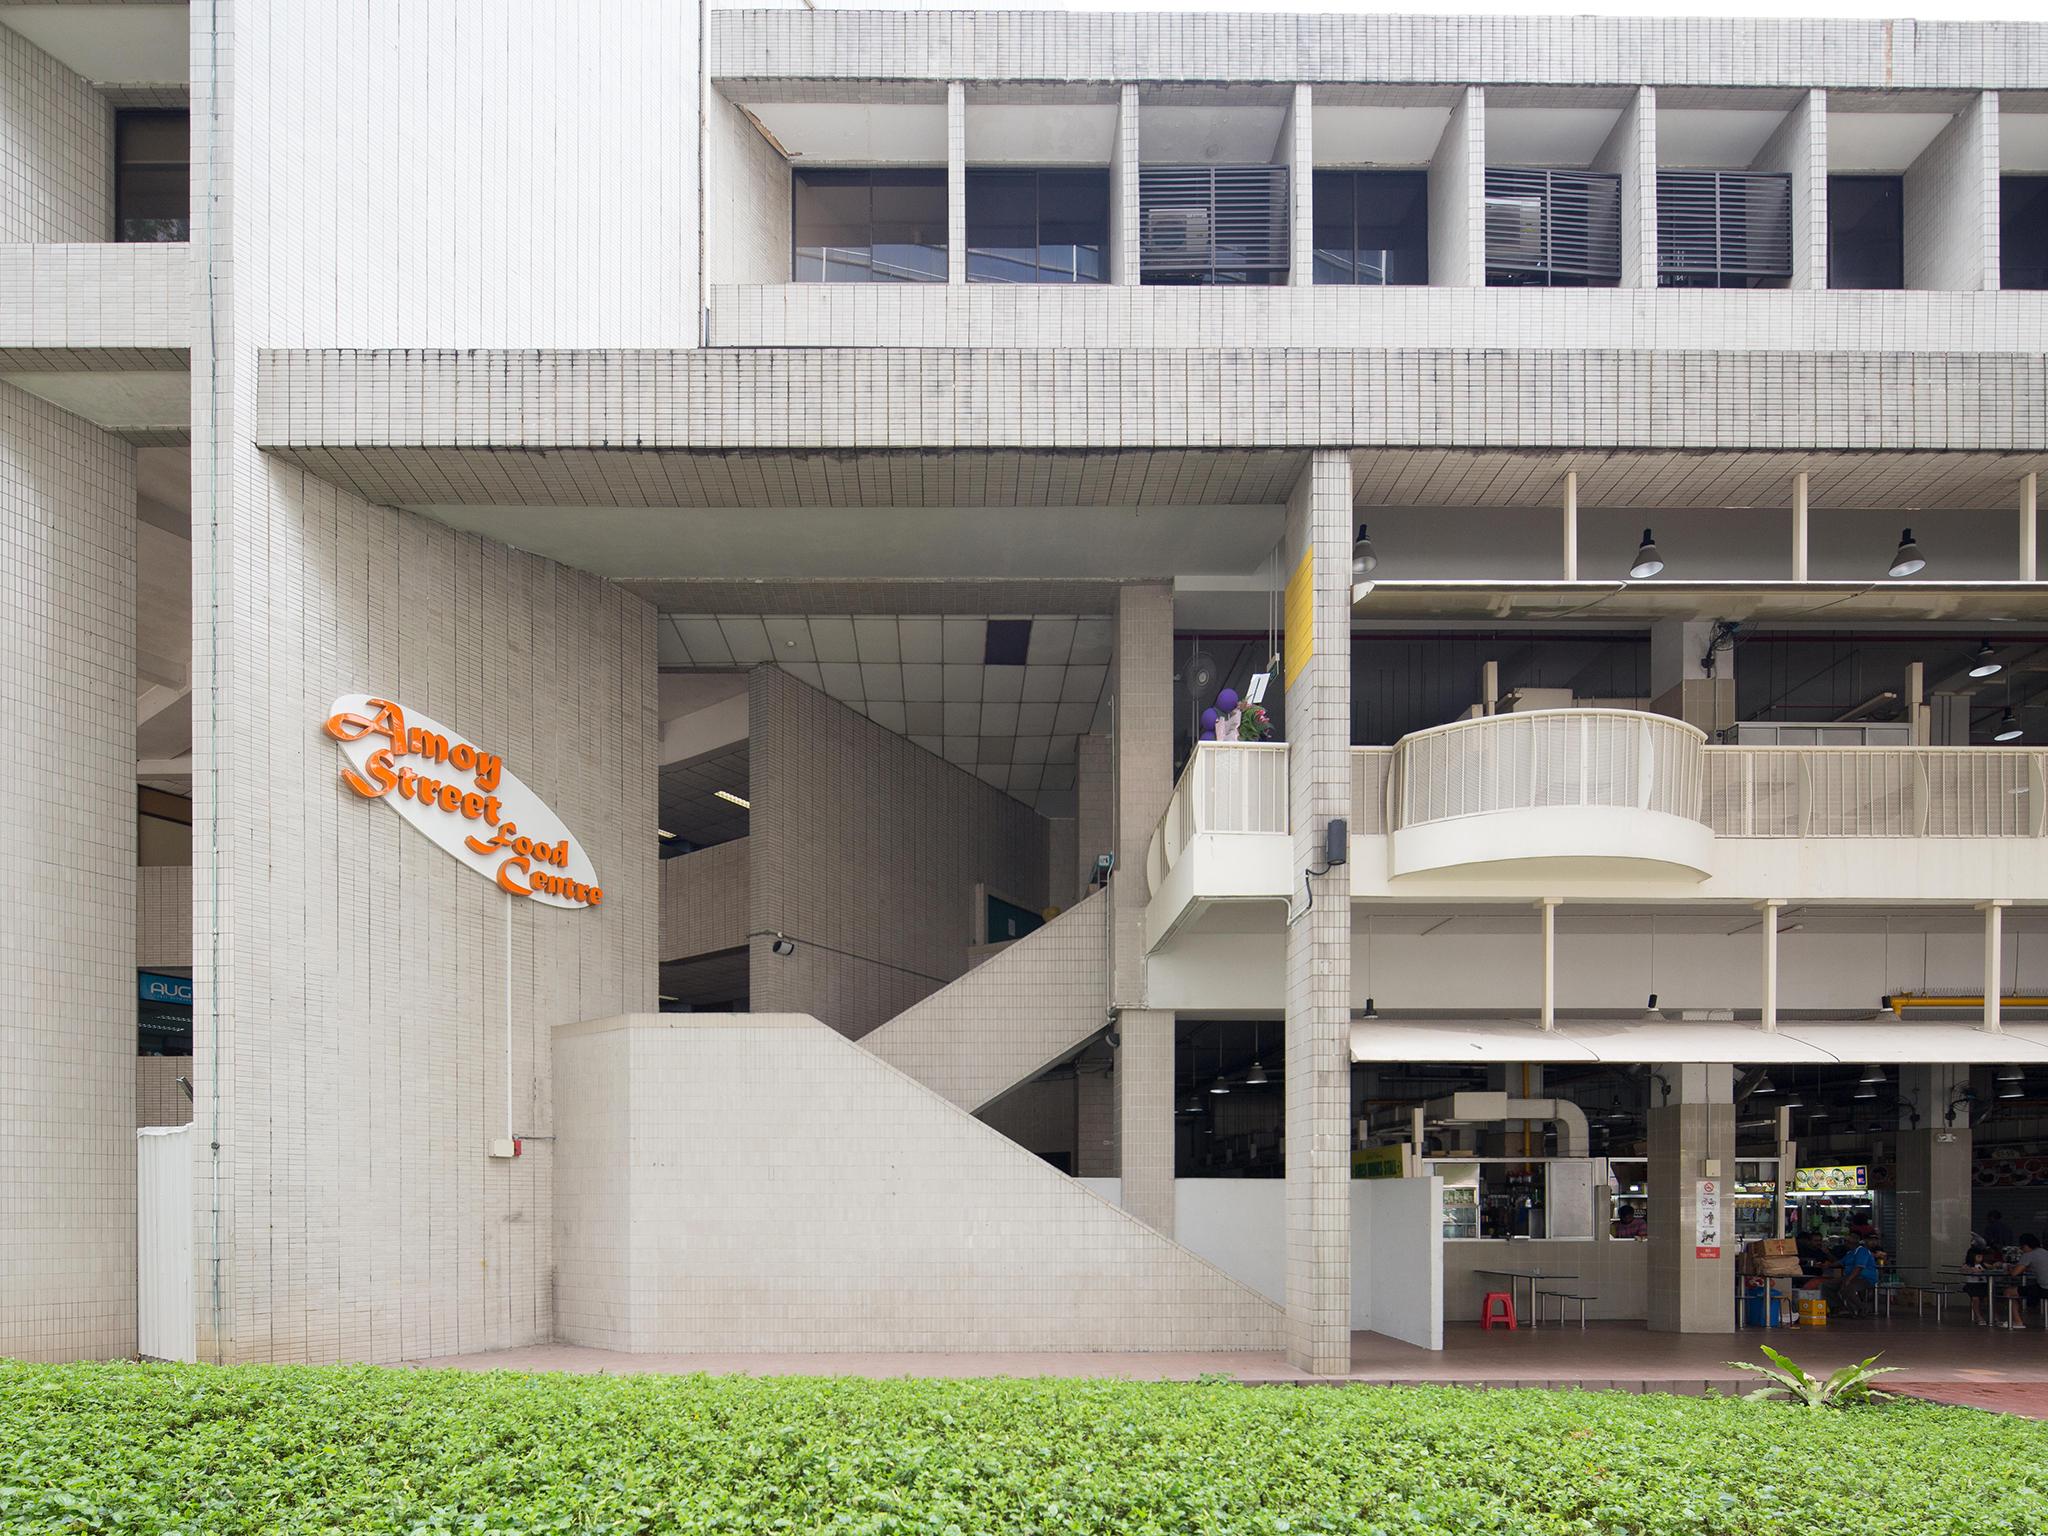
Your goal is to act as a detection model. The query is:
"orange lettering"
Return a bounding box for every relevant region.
[325,699,406,755]
[438,783,463,813]
[496,855,532,897]
[340,747,398,799]
[461,791,485,820]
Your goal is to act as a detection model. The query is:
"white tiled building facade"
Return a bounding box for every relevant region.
[3,4,2048,1375]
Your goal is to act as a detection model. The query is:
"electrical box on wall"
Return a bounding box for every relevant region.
[489,1138,521,1160]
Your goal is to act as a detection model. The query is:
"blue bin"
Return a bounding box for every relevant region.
[1743,1287,1784,1328]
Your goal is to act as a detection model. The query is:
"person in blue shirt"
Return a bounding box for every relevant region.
[1822,1239,1879,1318]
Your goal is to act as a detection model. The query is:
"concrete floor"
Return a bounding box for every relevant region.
[407,1316,2048,1392]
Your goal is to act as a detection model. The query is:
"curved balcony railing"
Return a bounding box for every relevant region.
[1388,709,1711,877]
[1147,743,1289,897]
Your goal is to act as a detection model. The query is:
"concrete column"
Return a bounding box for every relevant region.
[946,82,967,285]
[1429,87,1485,287]
[1561,471,1578,580]
[1791,471,1810,582]
[0,383,137,1361]
[1894,1066,1972,1276]
[1904,91,1998,292]
[1751,89,1826,290]
[1647,1063,1736,1333]
[1111,584,1175,1230]
[1649,619,1732,735]
[1110,85,1142,286]
[2022,472,2038,581]
[1284,83,1314,285]
[1282,451,1355,1374]
[1592,86,1657,288]
[1076,732,1112,904]
[1075,1042,1119,1177]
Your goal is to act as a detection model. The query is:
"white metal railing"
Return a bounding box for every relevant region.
[1390,709,1706,832]
[1351,747,1393,836]
[1147,743,1290,896]
[1704,747,2048,838]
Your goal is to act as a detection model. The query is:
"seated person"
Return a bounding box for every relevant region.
[1612,1203,1647,1239]
[1848,1209,1881,1245]
[1961,1244,1994,1326]
[1795,1230,1829,1279]
[2008,1234,2048,1330]
[1822,1237,1879,1317]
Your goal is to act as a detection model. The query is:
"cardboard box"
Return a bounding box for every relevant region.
[1757,1238,1798,1257]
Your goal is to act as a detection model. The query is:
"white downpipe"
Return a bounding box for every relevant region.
[1538,896,1559,1031]
[1983,901,2007,1034]
[1791,471,1809,583]
[504,891,515,1142]
[2022,472,2037,582]
[1561,472,1578,581]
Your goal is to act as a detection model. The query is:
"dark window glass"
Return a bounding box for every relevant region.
[1313,170,1429,285]
[116,110,188,242]
[2001,176,2048,291]
[1311,168,1355,283]
[965,168,1108,283]
[793,169,946,282]
[1827,175,1904,290]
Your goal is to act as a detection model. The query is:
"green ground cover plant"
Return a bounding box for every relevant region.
[2,1361,2043,1536]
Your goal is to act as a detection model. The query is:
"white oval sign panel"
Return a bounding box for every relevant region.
[322,693,602,910]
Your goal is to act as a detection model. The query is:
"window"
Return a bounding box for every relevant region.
[1312,169,1429,285]
[1657,170,1793,288]
[792,169,946,282]
[2002,176,2048,291]
[1484,168,1621,286]
[1827,174,1903,290]
[115,110,189,242]
[1138,165,1289,285]
[965,168,1107,283]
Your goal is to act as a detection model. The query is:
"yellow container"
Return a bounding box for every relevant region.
[1797,1294,1828,1326]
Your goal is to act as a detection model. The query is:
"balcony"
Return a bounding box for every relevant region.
[1142,712,2048,950]
[1386,711,1713,879]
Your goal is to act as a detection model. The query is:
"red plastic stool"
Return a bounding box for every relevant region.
[1481,1291,1518,1331]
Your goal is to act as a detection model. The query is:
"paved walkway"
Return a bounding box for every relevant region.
[408,1317,2048,1395]
[1889,1382,2048,1420]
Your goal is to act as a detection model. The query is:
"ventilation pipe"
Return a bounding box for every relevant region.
[1420,1092,1589,1157]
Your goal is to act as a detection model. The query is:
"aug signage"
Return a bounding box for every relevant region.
[138,971,193,1006]
[322,694,602,910]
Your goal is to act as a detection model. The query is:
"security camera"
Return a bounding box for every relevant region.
[1105,1031,1122,1050]
[770,936,795,957]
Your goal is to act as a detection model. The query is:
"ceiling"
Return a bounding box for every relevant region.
[1312,102,1453,167]
[660,612,1114,816]
[1656,108,1788,170]
[660,741,750,849]
[0,5,189,85]
[1829,110,1955,172]
[1484,106,1624,167]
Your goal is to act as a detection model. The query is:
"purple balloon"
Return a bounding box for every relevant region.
[1200,707,1220,730]
[1199,724,1216,740]
[1216,688,1240,712]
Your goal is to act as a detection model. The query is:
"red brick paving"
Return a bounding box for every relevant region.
[1889,1381,2048,1419]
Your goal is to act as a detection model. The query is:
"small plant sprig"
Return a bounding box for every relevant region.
[1727,1345,1900,1409]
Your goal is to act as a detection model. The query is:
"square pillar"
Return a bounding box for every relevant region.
[1428,87,1485,286]
[1751,89,1826,290]
[1904,91,1997,292]
[1111,584,1175,1229]
[1894,1066,1973,1275]
[1075,1043,1118,1178]
[1592,86,1657,287]
[1110,85,1142,286]
[1284,83,1314,285]
[947,82,967,285]
[1647,1063,1736,1333]
[1283,450,1355,1374]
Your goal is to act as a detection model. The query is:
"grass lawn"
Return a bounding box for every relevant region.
[2,1362,2044,1535]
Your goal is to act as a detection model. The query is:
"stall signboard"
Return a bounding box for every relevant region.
[1695,1178,1723,1259]
[1351,1144,1410,1180]
[323,695,602,910]
[1792,1165,1868,1193]
[138,972,193,1006]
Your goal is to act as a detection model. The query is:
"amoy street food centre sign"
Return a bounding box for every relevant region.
[323,694,603,908]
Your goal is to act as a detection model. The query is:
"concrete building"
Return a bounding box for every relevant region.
[4,3,2048,1374]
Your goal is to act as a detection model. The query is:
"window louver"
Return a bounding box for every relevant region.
[1484,168,1621,286]
[1138,165,1289,283]
[1657,170,1793,287]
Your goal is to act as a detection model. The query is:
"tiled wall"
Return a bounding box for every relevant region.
[706,89,790,288]
[862,887,1107,1112]
[0,380,135,1362]
[1443,1239,1650,1325]
[661,837,748,961]
[137,1056,192,1129]
[0,23,108,243]
[1428,87,1482,288]
[552,1013,1283,1353]
[977,1073,1076,1164]
[747,668,1049,1039]
[1591,87,1656,289]
[137,864,191,970]
[1904,92,1998,293]
[1750,90,1827,291]
[0,244,190,351]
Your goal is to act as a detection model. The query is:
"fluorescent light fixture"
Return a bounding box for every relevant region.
[713,789,751,809]
[1998,1064,2026,1083]
[1627,528,1665,580]
[2000,1084,2025,1099]
[658,993,678,1003]
[1860,1063,1886,1083]
[657,828,677,841]
[1968,642,2003,678]
[1888,527,1925,578]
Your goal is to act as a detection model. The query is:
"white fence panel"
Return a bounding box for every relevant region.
[137,1124,195,1362]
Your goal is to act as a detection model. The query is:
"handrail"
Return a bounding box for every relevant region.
[1390,709,1706,831]
[1146,743,1290,898]
[1703,745,2048,838]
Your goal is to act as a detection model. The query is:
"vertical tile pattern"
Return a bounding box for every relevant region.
[1904,92,1998,293]
[1111,85,1141,287]
[1116,1007,1175,1234]
[1646,1063,1736,1333]
[1110,584,1171,1009]
[947,81,966,286]
[137,1057,194,1129]
[0,23,109,243]
[660,838,749,961]
[1283,451,1353,1375]
[0,382,135,1361]
[137,864,194,971]
[1075,1043,1118,1177]
[705,91,791,285]
[746,668,1049,1040]
[1752,90,1828,291]
[1592,86,1657,289]
[553,1014,1281,1352]
[1286,84,1313,286]
[1075,734,1111,904]
[1429,86,1484,287]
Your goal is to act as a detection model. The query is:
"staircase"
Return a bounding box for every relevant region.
[861,887,1109,1112]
